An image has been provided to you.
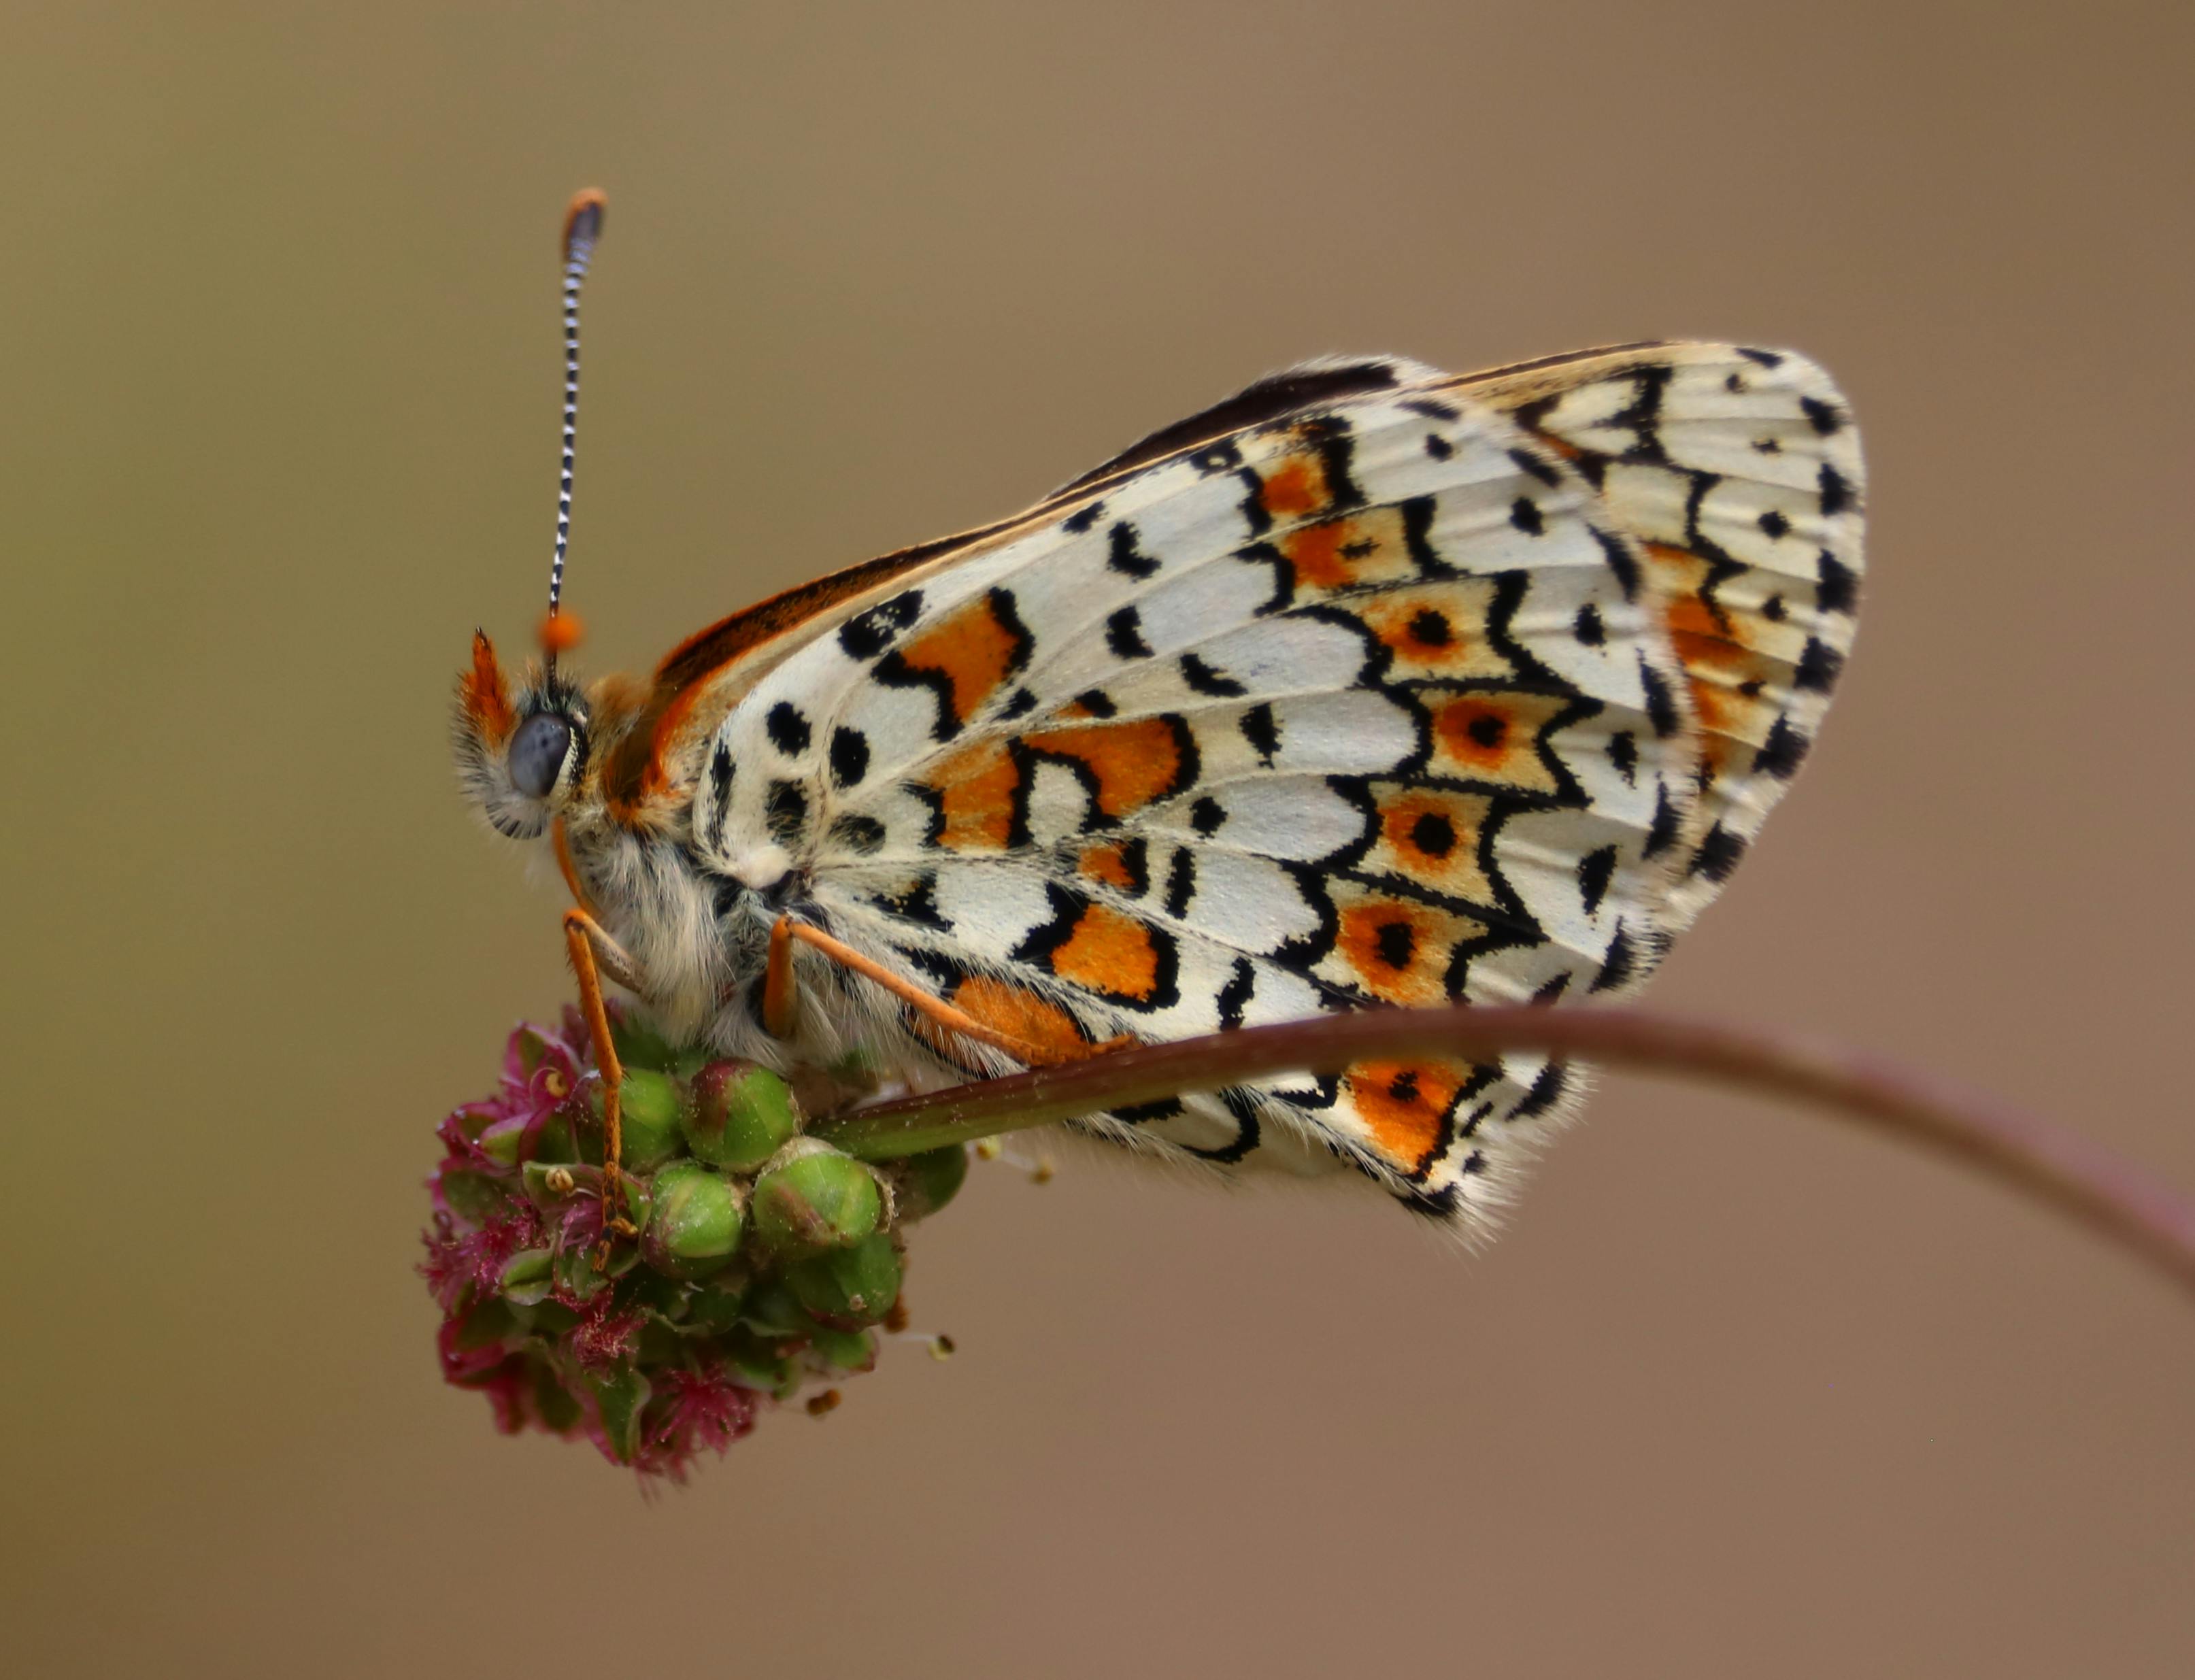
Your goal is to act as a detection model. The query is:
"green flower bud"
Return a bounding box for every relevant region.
[530,1357,583,1434]
[589,1067,685,1172]
[685,1274,750,1334]
[641,1162,745,1279]
[683,1060,800,1172]
[530,1104,579,1165]
[786,1233,903,1329]
[520,1159,582,1213]
[737,1279,814,1338]
[499,1247,554,1305]
[477,1115,530,1165]
[897,1144,969,1222]
[722,1326,794,1393]
[587,1366,652,1465]
[554,1241,609,1302]
[749,1140,884,1256]
[804,1324,879,1373]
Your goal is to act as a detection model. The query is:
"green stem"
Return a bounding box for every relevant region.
[811,1003,2195,1302]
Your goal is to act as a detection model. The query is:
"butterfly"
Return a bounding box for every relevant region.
[455,192,1864,1234]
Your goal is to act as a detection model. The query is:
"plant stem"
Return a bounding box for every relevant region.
[812,1004,2195,1300]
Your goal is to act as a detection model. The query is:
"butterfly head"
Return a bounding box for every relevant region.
[453,631,596,838]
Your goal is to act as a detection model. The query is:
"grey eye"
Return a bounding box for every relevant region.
[509,712,574,800]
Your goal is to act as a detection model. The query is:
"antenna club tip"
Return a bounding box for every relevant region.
[563,188,607,256]
[539,609,586,656]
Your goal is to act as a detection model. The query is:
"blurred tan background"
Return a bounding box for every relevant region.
[6,2,2193,1674]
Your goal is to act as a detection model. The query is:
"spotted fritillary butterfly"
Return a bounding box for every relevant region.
[456,193,1864,1232]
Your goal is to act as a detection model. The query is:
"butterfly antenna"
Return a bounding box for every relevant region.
[543,188,606,675]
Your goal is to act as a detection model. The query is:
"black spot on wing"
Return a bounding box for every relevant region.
[1818,463,1853,518]
[1576,845,1618,918]
[705,741,735,851]
[1511,1060,1571,1120]
[1798,395,1843,435]
[1107,521,1160,578]
[1753,717,1810,780]
[1509,497,1545,536]
[1592,526,1641,601]
[1216,958,1255,1028]
[1107,606,1153,660]
[828,726,870,788]
[1507,447,1562,488]
[1163,849,1196,918]
[1690,824,1747,883]
[1061,500,1105,535]
[1240,702,1280,765]
[874,873,952,930]
[1179,653,1246,696]
[838,590,923,658]
[765,779,808,843]
[1793,638,1843,693]
[1608,730,1637,785]
[765,701,811,756]
[1817,552,1859,616]
[1589,923,1639,992]
[1643,782,1679,858]
[828,813,885,854]
[1639,657,1681,738]
[1190,796,1226,837]
[1403,1183,1462,1220]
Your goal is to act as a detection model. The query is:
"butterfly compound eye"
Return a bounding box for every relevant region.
[509,712,575,800]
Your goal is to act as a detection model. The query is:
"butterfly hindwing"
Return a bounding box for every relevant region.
[695,369,1719,1226]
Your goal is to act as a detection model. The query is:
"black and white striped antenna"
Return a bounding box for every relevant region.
[543,188,605,673]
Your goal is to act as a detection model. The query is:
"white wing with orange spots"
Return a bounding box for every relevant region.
[677,346,1861,1230]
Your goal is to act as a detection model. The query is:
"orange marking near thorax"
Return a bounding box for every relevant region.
[892,594,1028,727]
[1045,903,1162,1002]
[1077,840,1137,891]
[948,975,1088,1061]
[1021,717,1187,818]
[926,739,1022,851]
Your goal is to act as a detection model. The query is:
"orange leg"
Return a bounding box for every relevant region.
[765,915,1127,1068]
[563,907,638,1241]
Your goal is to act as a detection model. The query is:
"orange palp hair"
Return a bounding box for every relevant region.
[462,630,515,739]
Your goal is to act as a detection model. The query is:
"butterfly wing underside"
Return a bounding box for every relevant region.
[687,343,1862,1228]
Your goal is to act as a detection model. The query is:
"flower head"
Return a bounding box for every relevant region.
[422,1013,966,1481]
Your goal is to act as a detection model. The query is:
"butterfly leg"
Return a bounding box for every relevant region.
[561,907,640,1243]
[765,914,1127,1068]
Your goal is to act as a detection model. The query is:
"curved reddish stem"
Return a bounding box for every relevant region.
[814,1004,2195,1301]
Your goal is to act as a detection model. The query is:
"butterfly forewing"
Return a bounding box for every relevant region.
[694,367,1733,1225]
[1457,343,1866,927]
